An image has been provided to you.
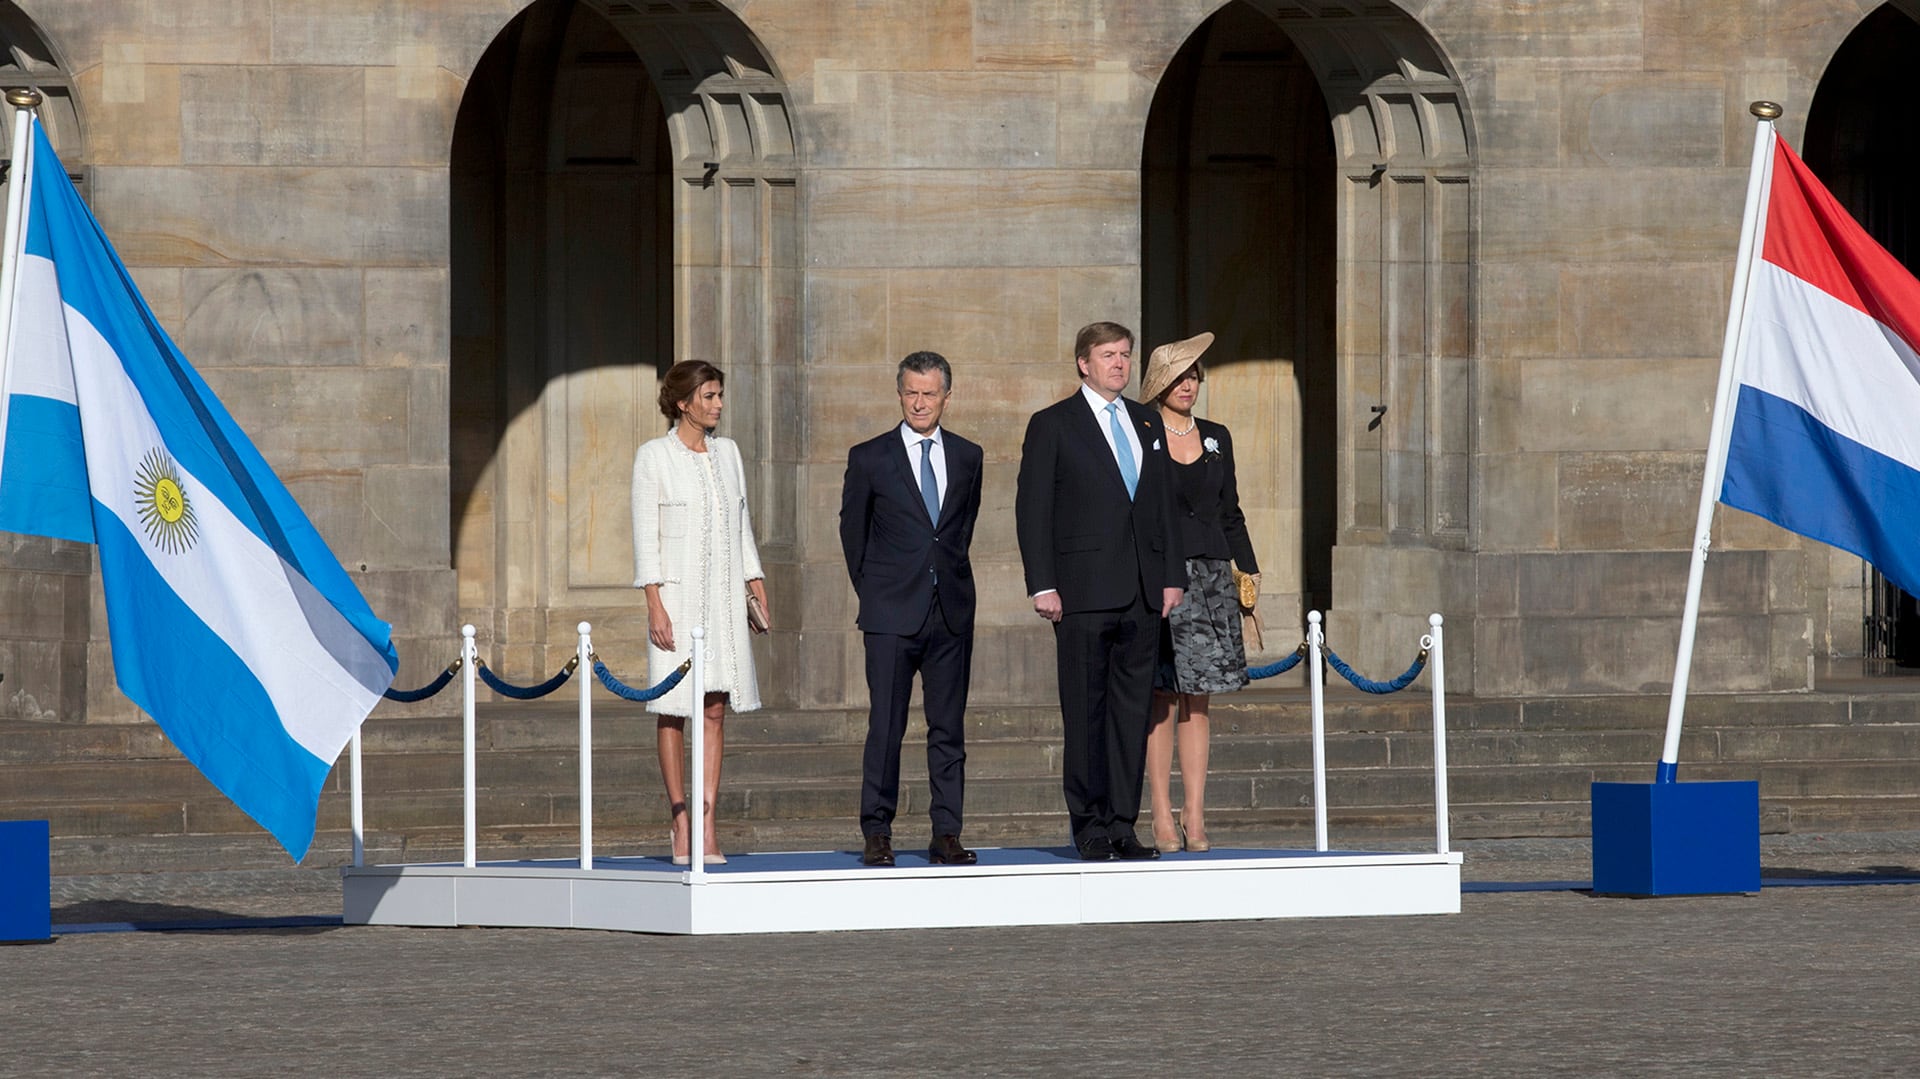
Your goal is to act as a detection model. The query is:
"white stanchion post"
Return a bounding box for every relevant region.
[1307,610,1329,853]
[349,730,364,868]
[689,627,706,882]
[1427,613,1451,855]
[578,621,593,871]
[462,624,477,870]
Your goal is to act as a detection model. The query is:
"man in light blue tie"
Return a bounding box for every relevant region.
[1015,322,1186,861]
[839,351,985,867]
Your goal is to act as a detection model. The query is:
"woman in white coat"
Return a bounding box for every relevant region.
[632,360,769,865]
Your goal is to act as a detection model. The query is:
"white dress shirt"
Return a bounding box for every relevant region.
[1080,383,1143,479]
[898,422,947,508]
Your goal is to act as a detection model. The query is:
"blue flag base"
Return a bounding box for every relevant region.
[1591,781,1760,896]
[0,820,51,942]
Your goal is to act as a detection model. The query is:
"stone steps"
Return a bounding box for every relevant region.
[11,688,1920,873]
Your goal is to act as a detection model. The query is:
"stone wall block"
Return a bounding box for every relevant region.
[971,0,1211,71]
[743,0,973,80]
[1478,265,1561,361]
[1055,267,1140,352]
[1058,61,1154,169]
[408,366,450,468]
[1561,71,1726,167]
[1561,262,1732,359]
[92,167,446,267]
[1481,170,1743,264]
[363,465,451,569]
[280,472,367,569]
[886,269,1060,367]
[803,270,889,368]
[1426,0,1645,65]
[1477,452,1559,551]
[177,268,361,368]
[1555,451,1700,550]
[181,66,365,166]
[1519,357,1715,452]
[73,63,184,164]
[887,72,1059,169]
[365,268,448,368]
[805,169,1136,269]
[202,366,411,471]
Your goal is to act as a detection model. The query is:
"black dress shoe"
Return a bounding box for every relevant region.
[1112,835,1161,860]
[862,834,895,867]
[929,834,977,865]
[1076,835,1117,861]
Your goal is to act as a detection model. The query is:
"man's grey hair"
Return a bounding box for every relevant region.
[896,350,952,393]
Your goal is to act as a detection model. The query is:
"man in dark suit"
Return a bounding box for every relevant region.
[1016,321,1186,861]
[840,351,985,868]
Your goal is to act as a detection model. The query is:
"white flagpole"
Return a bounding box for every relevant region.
[1659,100,1783,783]
[0,88,44,487]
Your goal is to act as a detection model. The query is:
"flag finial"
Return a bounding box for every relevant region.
[1750,100,1783,120]
[3,88,40,109]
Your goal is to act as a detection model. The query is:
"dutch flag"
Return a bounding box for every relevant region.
[0,120,397,860]
[1720,134,1920,600]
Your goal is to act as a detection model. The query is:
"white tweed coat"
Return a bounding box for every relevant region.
[631,428,764,716]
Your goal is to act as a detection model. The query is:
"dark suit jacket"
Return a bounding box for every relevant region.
[1015,391,1185,613]
[839,426,984,636]
[1164,418,1259,573]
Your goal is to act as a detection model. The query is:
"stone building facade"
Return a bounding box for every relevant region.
[0,0,1910,725]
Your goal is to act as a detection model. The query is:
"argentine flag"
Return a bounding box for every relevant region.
[0,121,397,860]
[1720,134,1920,600]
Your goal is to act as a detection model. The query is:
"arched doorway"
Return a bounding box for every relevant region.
[1143,0,1474,663]
[1144,2,1336,627]
[1804,3,1920,670]
[450,0,799,678]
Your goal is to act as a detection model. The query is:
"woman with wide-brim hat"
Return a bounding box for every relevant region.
[1138,332,1259,853]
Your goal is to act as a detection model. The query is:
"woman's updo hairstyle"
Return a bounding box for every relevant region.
[657,360,726,425]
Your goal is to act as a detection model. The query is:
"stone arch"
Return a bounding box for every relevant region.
[450,0,800,678]
[1144,0,1474,639]
[1804,3,1920,671]
[0,3,84,188]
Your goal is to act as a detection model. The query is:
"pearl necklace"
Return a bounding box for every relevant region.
[1164,416,1197,437]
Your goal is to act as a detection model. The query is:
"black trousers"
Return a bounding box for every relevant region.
[1054,592,1156,846]
[859,593,972,837]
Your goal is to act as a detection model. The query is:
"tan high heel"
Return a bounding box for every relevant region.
[1183,821,1211,853]
[1154,822,1184,852]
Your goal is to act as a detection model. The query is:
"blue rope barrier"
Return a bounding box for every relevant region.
[592,657,691,703]
[476,657,577,700]
[382,660,460,703]
[1321,645,1426,694]
[1247,645,1306,680]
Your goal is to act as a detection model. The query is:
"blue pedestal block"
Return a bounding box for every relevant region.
[1591,781,1760,896]
[1,819,51,942]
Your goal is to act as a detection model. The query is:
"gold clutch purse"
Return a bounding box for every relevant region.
[1232,568,1262,651]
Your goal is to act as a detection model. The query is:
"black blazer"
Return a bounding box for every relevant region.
[1163,418,1259,573]
[839,427,983,636]
[1015,391,1185,613]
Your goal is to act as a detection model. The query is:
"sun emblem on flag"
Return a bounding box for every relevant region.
[134,448,198,554]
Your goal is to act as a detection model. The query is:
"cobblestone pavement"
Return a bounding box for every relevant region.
[9,832,1920,1076]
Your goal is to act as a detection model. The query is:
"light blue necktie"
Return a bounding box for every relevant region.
[919,437,940,522]
[1106,402,1137,500]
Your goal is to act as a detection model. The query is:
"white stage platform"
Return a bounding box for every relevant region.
[341,846,1463,935]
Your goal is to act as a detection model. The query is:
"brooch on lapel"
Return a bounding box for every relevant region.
[1203,436,1222,462]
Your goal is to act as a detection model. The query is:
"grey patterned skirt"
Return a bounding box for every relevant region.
[1155,556,1250,696]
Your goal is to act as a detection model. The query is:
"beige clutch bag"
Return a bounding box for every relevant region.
[746,588,770,634]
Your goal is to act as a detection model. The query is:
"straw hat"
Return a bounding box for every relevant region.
[1139,331,1215,403]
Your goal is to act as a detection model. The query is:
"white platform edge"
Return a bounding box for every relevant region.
[342,849,1465,935]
